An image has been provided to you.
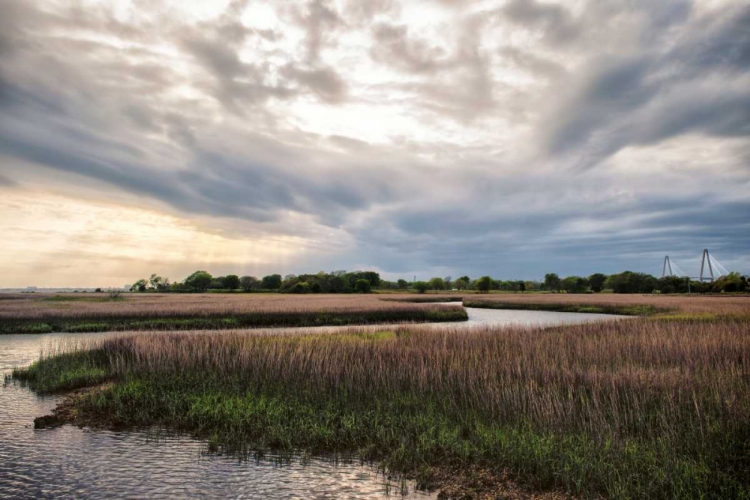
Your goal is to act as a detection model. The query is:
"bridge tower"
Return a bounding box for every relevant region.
[662,256,674,278]
[699,249,715,282]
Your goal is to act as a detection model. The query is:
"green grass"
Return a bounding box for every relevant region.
[462,300,665,316]
[11,350,111,393]
[381,297,463,303]
[44,296,124,303]
[1,308,468,334]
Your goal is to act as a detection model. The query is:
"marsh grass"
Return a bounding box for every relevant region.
[0,296,468,334]
[462,299,663,316]
[14,312,750,499]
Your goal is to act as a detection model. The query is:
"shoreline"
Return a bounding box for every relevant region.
[33,384,571,500]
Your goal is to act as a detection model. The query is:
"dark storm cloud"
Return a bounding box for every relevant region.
[543,3,750,167]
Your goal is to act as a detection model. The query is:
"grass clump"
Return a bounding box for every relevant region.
[12,349,111,393]
[14,316,750,499]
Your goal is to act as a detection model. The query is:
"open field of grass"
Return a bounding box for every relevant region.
[12,295,750,499]
[0,293,467,334]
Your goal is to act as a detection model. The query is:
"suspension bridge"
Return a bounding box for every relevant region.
[661,249,730,282]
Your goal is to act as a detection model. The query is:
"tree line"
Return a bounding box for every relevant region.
[129,269,748,294]
[130,271,381,294]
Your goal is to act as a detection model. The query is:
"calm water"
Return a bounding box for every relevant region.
[0,308,623,499]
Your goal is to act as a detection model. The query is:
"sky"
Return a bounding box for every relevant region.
[0,0,748,287]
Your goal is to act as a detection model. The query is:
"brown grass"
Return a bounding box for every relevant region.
[463,292,750,315]
[0,293,457,321]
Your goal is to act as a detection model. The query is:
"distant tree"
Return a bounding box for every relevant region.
[443,276,452,290]
[209,277,225,290]
[588,273,607,293]
[347,271,381,289]
[328,275,347,293]
[240,276,259,292]
[149,274,164,290]
[130,279,148,292]
[518,281,526,293]
[355,279,372,293]
[288,282,309,293]
[223,275,240,290]
[544,273,562,292]
[428,277,446,291]
[397,279,409,290]
[657,276,688,294]
[476,276,492,293]
[261,274,282,290]
[562,276,589,293]
[712,272,747,293]
[311,282,322,293]
[95,288,102,293]
[184,271,213,292]
[454,276,470,290]
[412,281,430,294]
[607,271,657,294]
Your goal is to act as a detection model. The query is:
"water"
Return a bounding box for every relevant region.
[0,308,624,499]
[448,306,626,328]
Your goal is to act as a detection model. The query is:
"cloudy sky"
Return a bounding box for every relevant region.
[1,0,748,287]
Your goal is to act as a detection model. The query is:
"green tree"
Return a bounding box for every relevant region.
[588,273,607,293]
[544,273,561,292]
[412,281,430,294]
[454,276,470,290]
[184,271,213,292]
[130,279,148,292]
[223,275,240,290]
[355,279,372,293]
[148,274,163,290]
[261,274,282,290]
[607,271,657,294]
[476,276,492,293]
[518,281,526,293]
[712,272,746,293]
[562,276,589,293]
[290,282,310,293]
[240,276,259,291]
[428,277,446,291]
[397,279,409,289]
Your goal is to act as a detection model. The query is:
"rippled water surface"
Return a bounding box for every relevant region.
[0,308,624,499]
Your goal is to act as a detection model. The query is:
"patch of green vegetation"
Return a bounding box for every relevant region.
[381,297,463,303]
[66,323,111,333]
[462,300,665,316]
[62,374,746,499]
[44,296,124,303]
[12,349,111,393]
[12,323,54,334]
